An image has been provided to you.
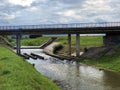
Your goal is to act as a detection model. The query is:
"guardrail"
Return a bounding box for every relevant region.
[0,22,120,30]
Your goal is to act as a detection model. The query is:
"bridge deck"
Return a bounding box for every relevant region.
[0,22,120,35]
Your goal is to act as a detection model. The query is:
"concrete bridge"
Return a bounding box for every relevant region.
[0,22,120,57]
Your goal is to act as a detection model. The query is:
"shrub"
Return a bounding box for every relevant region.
[53,44,63,53]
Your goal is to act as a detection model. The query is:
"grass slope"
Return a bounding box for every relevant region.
[79,47,120,72]
[0,45,60,90]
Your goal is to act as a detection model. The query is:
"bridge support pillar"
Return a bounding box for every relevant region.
[68,34,71,56]
[76,34,80,57]
[103,33,120,46]
[16,33,21,55]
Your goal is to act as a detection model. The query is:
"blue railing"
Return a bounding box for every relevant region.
[0,22,120,30]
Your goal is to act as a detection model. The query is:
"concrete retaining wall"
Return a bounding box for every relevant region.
[103,34,120,46]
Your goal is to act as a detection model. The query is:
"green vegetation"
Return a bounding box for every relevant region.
[6,36,50,46]
[56,36,103,46]
[21,37,50,46]
[78,47,120,72]
[0,45,60,90]
[53,43,63,54]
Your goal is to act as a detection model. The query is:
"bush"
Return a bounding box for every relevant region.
[53,44,63,53]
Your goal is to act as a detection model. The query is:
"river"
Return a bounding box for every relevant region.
[21,49,120,90]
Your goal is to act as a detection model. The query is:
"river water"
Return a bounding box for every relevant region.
[21,49,120,90]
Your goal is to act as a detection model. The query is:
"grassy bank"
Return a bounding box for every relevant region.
[0,45,60,90]
[78,47,120,73]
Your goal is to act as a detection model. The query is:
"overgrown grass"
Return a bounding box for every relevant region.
[0,45,60,90]
[78,47,120,72]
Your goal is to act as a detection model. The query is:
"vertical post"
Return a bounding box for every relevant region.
[68,34,71,56]
[76,34,80,57]
[16,33,21,55]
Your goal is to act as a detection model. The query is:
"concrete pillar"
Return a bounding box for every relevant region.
[16,33,21,54]
[76,34,80,57]
[68,34,71,56]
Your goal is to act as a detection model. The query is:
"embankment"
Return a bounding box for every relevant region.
[79,46,120,73]
[0,45,60,90]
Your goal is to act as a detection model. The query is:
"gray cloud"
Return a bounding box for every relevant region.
[0,0,120,25]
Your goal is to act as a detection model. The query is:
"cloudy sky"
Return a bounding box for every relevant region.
[0,0,120,25]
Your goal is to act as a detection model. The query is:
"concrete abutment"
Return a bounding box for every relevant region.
[103,33,120,46]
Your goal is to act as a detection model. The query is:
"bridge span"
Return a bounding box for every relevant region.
[0,22,120,57]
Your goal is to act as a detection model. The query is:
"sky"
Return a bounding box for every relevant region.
[0,0,120,25]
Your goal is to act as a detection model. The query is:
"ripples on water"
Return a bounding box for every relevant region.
[21,49,120,90]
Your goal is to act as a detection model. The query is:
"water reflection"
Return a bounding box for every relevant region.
[21,49,120,90]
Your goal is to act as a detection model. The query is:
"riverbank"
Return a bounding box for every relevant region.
[0,45,60,90]
[78,46,120,73]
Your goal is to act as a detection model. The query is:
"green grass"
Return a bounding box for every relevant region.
[7,36,51,46]
[78,47,120,73]
[21,37,51,46]
[56,36,103,47]
[0,45,60,90]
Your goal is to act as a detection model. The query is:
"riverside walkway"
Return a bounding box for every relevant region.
[0,22,120,57]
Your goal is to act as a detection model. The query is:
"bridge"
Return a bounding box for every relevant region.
[0,22,120,57]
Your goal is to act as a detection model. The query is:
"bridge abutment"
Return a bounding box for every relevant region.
[103,33,120,46]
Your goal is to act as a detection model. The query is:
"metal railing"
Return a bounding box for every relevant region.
[0,22,120,30]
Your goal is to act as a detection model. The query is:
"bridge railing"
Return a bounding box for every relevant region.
[0,22,120,30]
